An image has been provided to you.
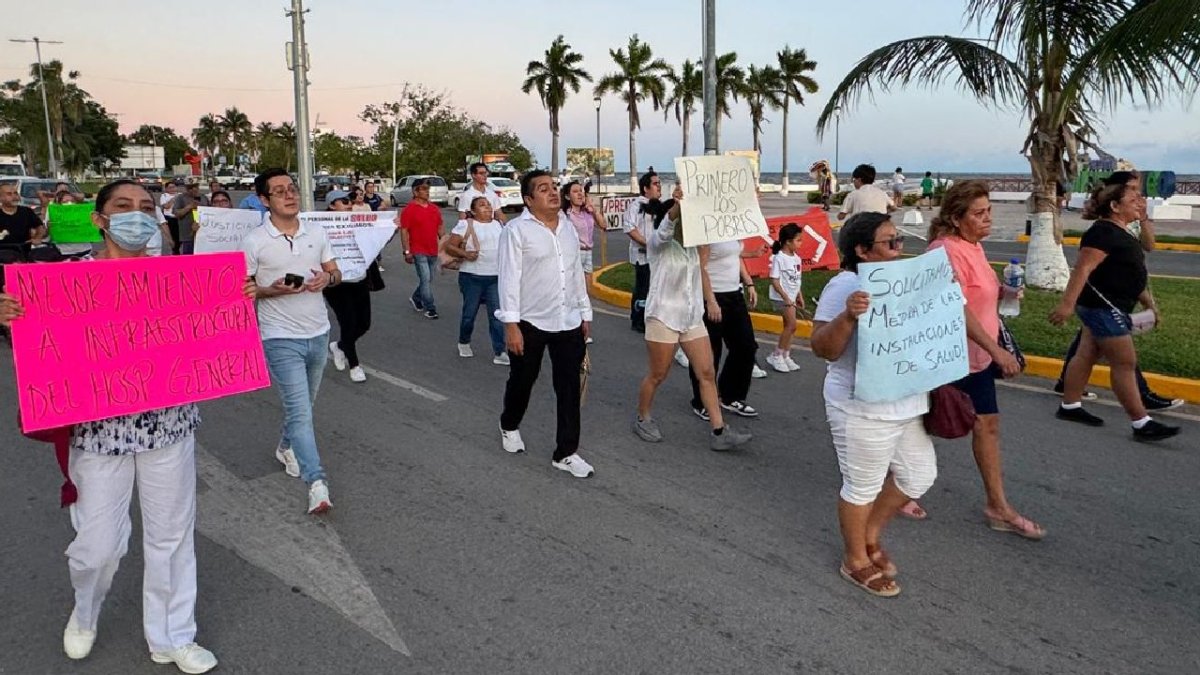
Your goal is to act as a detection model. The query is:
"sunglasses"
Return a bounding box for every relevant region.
[873,235,905,250]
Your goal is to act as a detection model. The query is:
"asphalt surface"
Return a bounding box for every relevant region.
[2,245,1199,674]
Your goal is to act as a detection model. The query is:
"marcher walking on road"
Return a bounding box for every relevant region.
[496,170,595,478]
[446,196,507,364]
[400,178,443,319]
[623,172,660,333]
[364,180,384,211]
[766,224,805,373]
[927,180,1044,539]
[562,180,607,298]
[243,168,342,514]
[171,182,207,255]
[323,190,386,383]
[811,212,938,598]
[458,162,506,222]
[159,181,181,254]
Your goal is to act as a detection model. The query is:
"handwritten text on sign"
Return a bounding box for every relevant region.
[194,207,265,254]
[854,248,969,403]
[4,253,270,432]
[674,155,769,247]
[299,211,397,281]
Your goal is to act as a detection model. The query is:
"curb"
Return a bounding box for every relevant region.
[591,264,1200,404]
[1015,234,1200,252]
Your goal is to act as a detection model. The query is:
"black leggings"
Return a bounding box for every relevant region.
[323,280,372,367]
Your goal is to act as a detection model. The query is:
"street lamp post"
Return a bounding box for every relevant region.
[286,0,315,212]
[834,105,841,179]
[593,95,601,194]
[10,37,63,178]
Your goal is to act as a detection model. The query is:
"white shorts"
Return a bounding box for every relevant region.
[580,248,594,274]
[645,318,709,344]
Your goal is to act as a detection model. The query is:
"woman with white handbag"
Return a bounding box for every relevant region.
[445,196,508,365]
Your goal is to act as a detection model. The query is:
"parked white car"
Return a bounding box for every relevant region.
[390,175,449,207]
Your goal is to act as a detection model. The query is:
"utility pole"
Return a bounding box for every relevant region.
[10,37,63,178]
[286,0,315,211]
[701,0,717,156]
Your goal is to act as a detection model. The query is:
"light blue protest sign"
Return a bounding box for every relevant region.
[854,247,969,403]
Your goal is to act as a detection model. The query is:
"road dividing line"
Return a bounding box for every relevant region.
[361,365,448,402]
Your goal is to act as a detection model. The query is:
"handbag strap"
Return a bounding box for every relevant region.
[464,219,480,251]
[1086,281,1121,312]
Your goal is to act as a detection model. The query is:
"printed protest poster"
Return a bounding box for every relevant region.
[4,253,270,432]
[194,207,264,253]
[47,203,103,244]
[673,155,769,247]
[854,247,969,402]
[601,195,638,231]
[300,210,397,281]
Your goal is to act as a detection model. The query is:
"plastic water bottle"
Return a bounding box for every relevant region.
[999,258,1024,317]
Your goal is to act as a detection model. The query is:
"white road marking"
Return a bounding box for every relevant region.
[195,444,411,656]
[361,365,448,402]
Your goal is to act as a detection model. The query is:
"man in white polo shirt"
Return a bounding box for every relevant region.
[838,163,895,221]
[243,168,343,514]
[457,162,506,223]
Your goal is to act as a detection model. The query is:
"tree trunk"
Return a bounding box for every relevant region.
[682,108,690,157]
[549,108,560,177]
[780,101,790,196]
[1024,147,1071,291]
[628,100,638,193]
[715,116,722,154]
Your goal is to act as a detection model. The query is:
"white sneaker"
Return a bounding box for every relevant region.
[766,352,789,373]
[585,336,594,344]
[150,643,218,674]
[751,364,768,379]
[63,612,96,660]
[552,453,594,478]
[785,355,801,371]
[328,341,347,371]
[275,445,300,478]
[500,426,525,453]
[349,366,366,383]
[493,352,511,366]
[674,349,690,368]
[458,343,474,358]
[307,480,332,514]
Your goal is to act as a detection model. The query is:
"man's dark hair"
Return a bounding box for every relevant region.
[838,211,892,272]
[924,171,932,177]
[255,168,291,198]
[411,178,429,190]
[520,169,551,198]
[638,171,658,196]
[210,189,231,204]
[469,162,487,176]
[852,164,876,184]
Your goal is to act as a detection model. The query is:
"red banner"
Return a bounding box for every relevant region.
[744,208,840,277]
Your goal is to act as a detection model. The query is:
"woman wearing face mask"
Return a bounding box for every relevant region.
[0,179,253,674]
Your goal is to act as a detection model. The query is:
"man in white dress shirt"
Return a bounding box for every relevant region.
[495,170,594,478]
[458,162,506,223]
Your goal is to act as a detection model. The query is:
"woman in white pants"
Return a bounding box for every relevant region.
[810,212,938,598]
[0,180,253,673]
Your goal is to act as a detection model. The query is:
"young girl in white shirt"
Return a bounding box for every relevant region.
[767,223,804,373]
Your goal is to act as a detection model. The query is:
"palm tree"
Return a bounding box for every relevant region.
[253,121,276,164]
[815,0,1200,290]
[192,114,223,170]
[741,65,784,156]
[594,34,672,191]
[663,59,702,156]
[776,47,819,196]
[275,122,297,171]
[522,35,591,176]
[219,107,253,165]
[713,52,744,152]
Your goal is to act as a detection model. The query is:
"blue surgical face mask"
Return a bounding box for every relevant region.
[103,211,160,251]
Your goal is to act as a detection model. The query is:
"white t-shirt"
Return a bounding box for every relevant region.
[622,197,650,265]
[840,184,892,218]
[450,218,503,276]
[814,270,928,420]
[458,184,502,214]
[706,240,743,293]
[144,206,166,257]
[768,251,802,302]
[243,217,336,341]
[159,191,177,213]
[891,172,905,190]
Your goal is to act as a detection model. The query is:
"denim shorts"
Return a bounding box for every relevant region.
[1075,305,1132,339]
[950,368,998,416]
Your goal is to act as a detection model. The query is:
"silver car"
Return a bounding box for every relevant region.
[390,175,449,207]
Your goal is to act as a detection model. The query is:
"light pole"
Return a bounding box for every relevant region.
[286,0,315,211]
[701,0,717,155]
[593,95,601,193]
[834,105,841,178]
[10,37,63,178]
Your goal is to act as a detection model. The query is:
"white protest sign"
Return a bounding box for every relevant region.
[300,210,397,281]
[854,247,970,403]
[673,155,769,247]
[600,195,638,231]
[193,207,265,253]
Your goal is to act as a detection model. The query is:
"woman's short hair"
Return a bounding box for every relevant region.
[1089,182,1137,220]
[469,195,491,212]
[838,212,892,272]
[927,179,990,241]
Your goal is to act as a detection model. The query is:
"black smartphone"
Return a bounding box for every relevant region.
[284,273,305,289]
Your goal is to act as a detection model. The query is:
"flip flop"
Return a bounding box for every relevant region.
[839,563,901,598]
[898,500,928,520]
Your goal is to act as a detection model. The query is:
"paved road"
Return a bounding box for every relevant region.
[2,261,1198,674]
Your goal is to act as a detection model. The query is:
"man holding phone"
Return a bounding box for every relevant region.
[243,168,343,515]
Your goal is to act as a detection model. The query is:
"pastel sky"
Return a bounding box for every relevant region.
[5,0,1198,173]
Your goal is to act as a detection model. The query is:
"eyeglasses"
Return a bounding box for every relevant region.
[873,235,905,250]
[268,185,299,198]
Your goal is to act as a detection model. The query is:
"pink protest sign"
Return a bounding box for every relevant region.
[4,253,270,432]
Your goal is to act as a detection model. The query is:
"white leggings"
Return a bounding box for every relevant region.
[826,406,937,506]
[66,435,198,653]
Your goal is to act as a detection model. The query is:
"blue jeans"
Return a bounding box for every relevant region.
[263,335,328,484]
[411,254,437,312]
[458,272,504,355]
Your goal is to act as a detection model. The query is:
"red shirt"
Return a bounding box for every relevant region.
[401,202,442,256]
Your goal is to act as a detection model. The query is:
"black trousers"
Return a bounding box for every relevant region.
[323,280,372,368]
[165,216,181,255]
[631,262,650,331]
[501,321,585,461]
[690,289,758,408]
